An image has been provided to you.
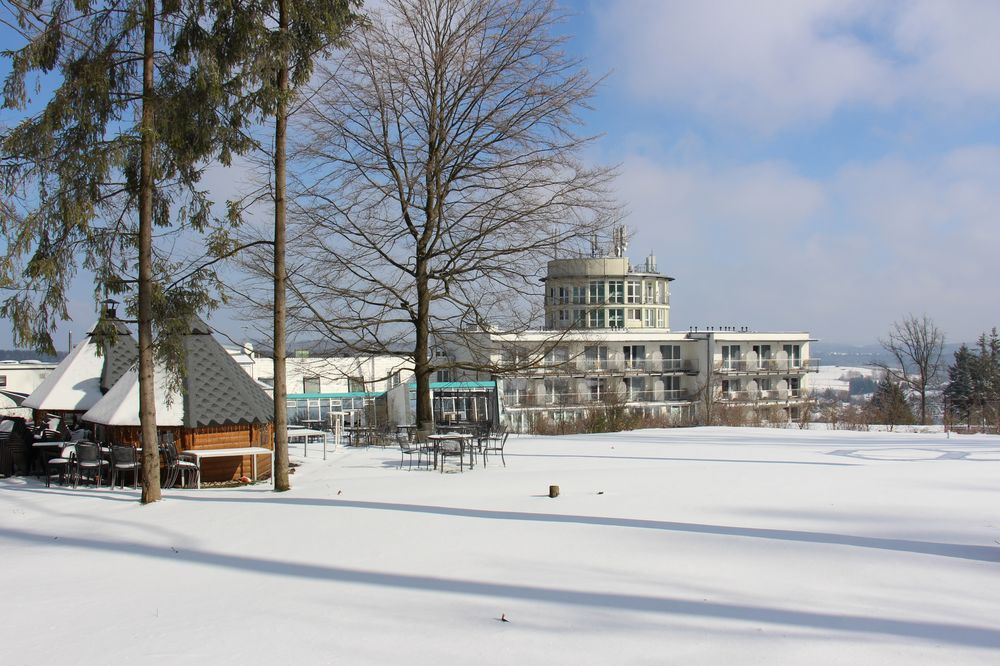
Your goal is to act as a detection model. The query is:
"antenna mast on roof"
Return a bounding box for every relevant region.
[612,224,628,258]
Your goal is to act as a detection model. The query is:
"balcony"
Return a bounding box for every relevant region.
[714,359,819,375]
[502,389,693,408]
[513,358,700,377]
[717,389,808,403]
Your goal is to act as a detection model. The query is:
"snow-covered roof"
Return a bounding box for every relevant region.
[81,366,184,426]
[82,317,272,428]
[22,321,138,412]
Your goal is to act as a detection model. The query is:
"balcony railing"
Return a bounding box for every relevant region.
[546,297,670,307]
[502,389,693,408]
[715,359,819,374]
[717,389,807,402]
[511,358,700,376]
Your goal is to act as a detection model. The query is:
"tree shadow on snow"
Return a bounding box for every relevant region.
[1,526,998,649]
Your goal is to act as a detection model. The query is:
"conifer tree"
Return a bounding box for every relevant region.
[944,344,976,425]
[868,375,914,430]
[2,0,249,502]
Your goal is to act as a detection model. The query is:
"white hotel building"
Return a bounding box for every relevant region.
[437,243,817,431]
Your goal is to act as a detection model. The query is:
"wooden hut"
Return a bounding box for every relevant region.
[83,318,274,483]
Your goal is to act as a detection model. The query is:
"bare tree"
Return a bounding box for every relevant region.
[285,0,619,432]
[874,314,945,425]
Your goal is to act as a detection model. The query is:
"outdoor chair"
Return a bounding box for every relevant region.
[44,446,73,487]
[398,434,424,470]
[482,431,508,468]
[110,445,142,489]
[437,439,465,473]
[0,418,33,477]
[72,441,108,487]
[161,439,199,489]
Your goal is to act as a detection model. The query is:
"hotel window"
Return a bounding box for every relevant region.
[587,377,608,402]
[302,376,321,393]
[643,309,654,327]
[628,308,642,321]
[625,376,646,401]
[722,345,741,370]
[544,378,571,404]
[660,345,681,371]
[584,345,608,370]
[545,347,569,367]
[753,344,772,370]
[589,280,605,304]
[783,344,801,367]
[663,375,681,397]
[656,310,665,328]
[587,308,605,328]
[624,345,646,369]
[721,378,740,396]
[626,280,641,304]
[572,286,587,304]
[608,308,624,328]
[557,286,570,304]
[644,282,654,303]
[558,309,569,325]
[608,280,624,304]
[573,309,586,326]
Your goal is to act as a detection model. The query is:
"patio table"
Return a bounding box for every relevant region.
[182,447,274,489]
[427,433,475,472]
[286,428,328,459]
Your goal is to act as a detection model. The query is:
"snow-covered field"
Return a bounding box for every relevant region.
[810,365,877,394]
[2,427,999,665]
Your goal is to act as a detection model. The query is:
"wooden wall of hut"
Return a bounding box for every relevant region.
[105,422,274,484]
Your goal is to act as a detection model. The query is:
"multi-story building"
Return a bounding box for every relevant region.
[437,234,817,431]
[236,343,413,428]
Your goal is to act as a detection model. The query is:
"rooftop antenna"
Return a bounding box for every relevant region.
[612,224,628,258]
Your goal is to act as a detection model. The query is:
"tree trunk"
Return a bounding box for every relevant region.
[272,0,290,491]
[138,0,161,504]
[414,254,433,433]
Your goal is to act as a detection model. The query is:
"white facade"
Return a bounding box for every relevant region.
[230,346,414,428]
[0,360,58,417]
[437,252,817,430]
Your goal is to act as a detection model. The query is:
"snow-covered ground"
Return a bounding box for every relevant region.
[2,427,999,664]
[810,365,877,394]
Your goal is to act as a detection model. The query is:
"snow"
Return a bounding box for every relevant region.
[810,365,877,394]
[2,426,999,664]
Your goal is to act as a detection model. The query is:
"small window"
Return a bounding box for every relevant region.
[302,376,321,393]
[626,280,641,304]
[348,376,365,392]
[0,375,6,387]
[589,280,605,304]
[608,280,624,304]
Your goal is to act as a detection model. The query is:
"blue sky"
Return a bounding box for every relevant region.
[3,0,1000,350]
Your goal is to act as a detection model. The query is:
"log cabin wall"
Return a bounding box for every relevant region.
[103,422,273,483]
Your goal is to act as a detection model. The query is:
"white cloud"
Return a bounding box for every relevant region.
[618,146,1000,343]
[595,0,1000,132]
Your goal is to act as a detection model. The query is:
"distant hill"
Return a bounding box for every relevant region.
[811,341,963,368]
[0,349,66,362]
